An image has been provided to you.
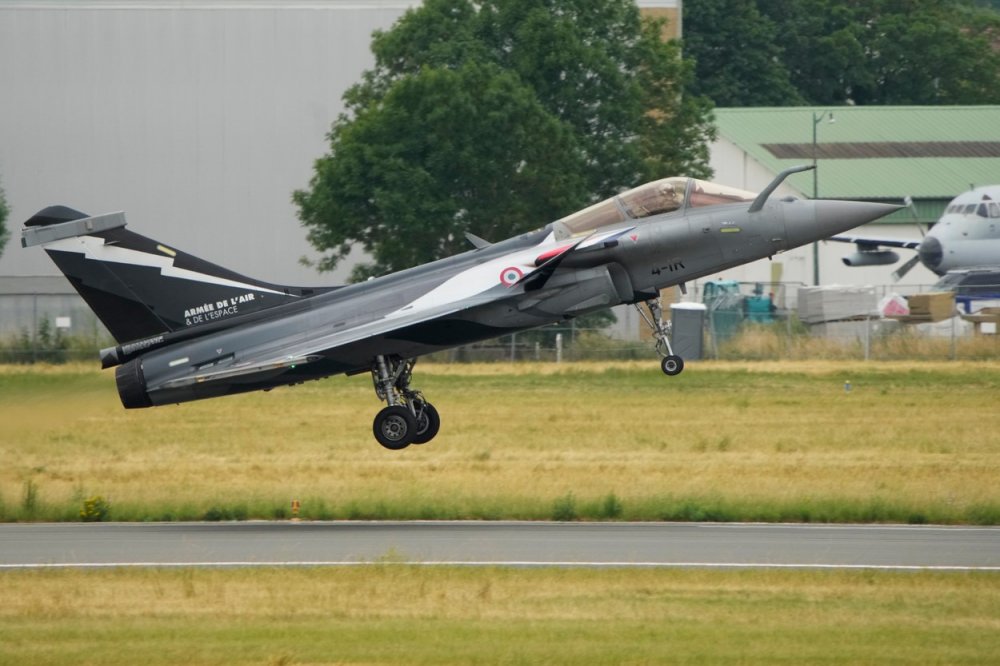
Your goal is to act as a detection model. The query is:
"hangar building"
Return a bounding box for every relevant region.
[709,106,1000,289]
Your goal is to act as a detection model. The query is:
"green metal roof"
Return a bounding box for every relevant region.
[713,106,1000,200]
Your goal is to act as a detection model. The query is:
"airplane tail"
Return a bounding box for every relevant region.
[22,206,336,345]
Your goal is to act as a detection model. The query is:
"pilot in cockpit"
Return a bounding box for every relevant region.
[624,180,683,218]
[650,182,682,215]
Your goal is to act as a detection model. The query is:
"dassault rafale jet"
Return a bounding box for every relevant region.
[22,165,897,450]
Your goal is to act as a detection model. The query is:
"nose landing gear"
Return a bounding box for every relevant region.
[636,297,684,376]
[371,355,440,450]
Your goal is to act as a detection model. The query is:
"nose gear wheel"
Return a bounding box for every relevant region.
[635,296,684,376]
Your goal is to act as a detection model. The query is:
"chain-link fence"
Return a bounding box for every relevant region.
[2,281,998,364]
[0,319,111,363]
[430,279,1000,364]
[0,290,111,363]
[424,312,998,364]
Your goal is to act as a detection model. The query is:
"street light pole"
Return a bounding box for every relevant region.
[811,110,834,286]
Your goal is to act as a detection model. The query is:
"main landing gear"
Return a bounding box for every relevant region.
[370,355,440,450]
[635,297,684,376]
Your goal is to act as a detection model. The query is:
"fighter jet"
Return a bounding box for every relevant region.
[22,165,897,449]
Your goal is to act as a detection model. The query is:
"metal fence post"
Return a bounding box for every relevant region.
[864,316,871,361]
[951,313,957,361]
[32,293,38,364]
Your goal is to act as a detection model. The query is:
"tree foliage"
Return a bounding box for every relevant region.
[684,0,1000,107]
[682,0,804,106]
[294,0,715,280]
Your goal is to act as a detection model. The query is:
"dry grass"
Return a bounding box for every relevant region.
[1,361,999,522]
[0,566,997,664]
[718,323,1000,362]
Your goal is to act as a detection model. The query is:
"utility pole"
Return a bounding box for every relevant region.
[811,110,835,286]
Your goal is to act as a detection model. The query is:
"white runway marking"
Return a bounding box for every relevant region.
[2,561,998,571]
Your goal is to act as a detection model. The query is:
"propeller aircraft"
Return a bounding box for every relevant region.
[833,185,1000,282]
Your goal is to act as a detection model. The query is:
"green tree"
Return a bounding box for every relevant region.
[758,0,1000,105]
[635,18,718,182]
[295,0,715,279]
[854,0,1000,105]
[682,0,804,107]
[683,0,1000,106]
[0,178,9,259]
[297,61,587,280]
[753,0,873,106]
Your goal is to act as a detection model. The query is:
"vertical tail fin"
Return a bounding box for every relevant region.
[22,207,336,344]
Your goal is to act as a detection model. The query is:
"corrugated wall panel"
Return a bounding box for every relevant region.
[1,0,679,288]
[0,1,412,285]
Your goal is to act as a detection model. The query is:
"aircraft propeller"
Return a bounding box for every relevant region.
[890,196,926,282]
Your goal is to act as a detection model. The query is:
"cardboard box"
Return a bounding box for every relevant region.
[905,292,955,321]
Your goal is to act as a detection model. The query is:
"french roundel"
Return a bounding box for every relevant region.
[499,266,523,286]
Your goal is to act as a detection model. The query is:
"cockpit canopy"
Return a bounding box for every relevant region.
[945,198,1000,219]
[555,177,757,236]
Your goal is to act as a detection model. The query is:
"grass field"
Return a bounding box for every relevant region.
[1,360,999,523]
[2,362,999,664]
[1,566,998,664]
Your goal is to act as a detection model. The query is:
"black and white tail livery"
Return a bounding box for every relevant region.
[22,206,336,363]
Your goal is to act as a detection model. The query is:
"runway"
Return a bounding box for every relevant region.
[2,521,998,570]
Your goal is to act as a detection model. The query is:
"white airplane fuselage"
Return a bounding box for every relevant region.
[922,186,1000,274]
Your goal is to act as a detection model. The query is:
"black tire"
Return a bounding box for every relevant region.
[661,355,684,376]
[411,402,441,445]
[373,405,416,450]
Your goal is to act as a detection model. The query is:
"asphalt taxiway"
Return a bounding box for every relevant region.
[1,522,998,570]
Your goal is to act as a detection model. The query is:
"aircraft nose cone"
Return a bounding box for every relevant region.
[814,200,902,235]
[918,236,943,270]
[784,200,901,247]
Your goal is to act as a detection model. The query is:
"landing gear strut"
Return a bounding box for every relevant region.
[371,355,440,450]
[635,297,684,376]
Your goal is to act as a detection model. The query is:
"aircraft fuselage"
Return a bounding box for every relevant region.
[130,195,894,407]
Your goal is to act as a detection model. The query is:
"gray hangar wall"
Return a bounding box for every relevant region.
[0,0,680,341]
[0,0,415,287]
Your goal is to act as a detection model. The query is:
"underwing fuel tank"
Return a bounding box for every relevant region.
[842,249,900,267]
